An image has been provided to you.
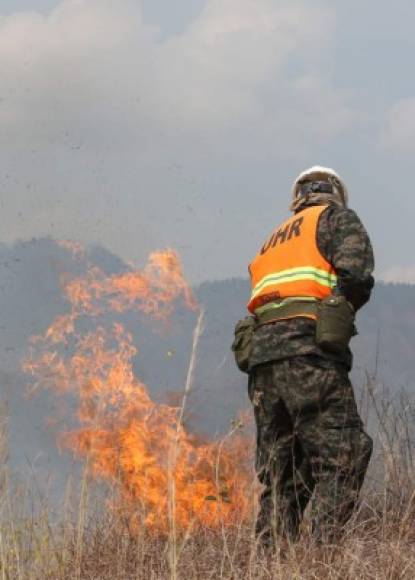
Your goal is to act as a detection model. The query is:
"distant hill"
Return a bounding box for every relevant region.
[0,238,413,491]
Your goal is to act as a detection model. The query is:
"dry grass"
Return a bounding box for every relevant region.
[0,381,415,579]
[0,489,414,580]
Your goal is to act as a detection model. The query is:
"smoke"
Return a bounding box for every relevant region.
[0,0,352,150]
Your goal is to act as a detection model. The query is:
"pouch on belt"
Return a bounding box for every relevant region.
[231,316,257,373]
[316,295,356,354]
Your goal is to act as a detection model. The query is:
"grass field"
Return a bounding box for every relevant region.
[1,380,415,579]
[0,471,414,579]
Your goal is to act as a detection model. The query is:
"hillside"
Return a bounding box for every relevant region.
[0,238,413,487]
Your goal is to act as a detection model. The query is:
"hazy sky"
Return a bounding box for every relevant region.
[0,0,414,283]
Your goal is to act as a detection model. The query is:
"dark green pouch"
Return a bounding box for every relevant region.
[316,295,356,354]
[231,316,257,373]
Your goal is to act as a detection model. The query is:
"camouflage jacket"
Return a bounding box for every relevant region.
[249,203,375,370]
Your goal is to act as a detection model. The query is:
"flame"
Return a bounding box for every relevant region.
[24,247,253,533]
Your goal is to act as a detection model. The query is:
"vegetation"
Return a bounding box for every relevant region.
[0,380,415,579]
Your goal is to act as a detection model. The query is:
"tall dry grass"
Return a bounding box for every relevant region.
[0,378,415,579]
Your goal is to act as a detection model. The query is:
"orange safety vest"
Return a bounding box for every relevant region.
[248,205,338,316]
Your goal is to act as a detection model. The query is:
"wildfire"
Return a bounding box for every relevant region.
[24,246,253,533]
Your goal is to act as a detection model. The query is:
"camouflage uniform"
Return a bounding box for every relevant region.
[248,203,374,544]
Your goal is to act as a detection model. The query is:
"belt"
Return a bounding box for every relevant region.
[255,298,319,325]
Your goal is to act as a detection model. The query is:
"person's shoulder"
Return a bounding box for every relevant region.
[321,205,361,223]
[317,206,367,244]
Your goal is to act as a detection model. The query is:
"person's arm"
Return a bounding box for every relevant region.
[317,206,375,311]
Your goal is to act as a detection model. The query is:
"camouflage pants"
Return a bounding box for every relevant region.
[249,357,372,544]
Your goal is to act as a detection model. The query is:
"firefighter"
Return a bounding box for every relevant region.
[239,166,374,545]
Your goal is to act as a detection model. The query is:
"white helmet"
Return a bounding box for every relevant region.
[291,166,349,209]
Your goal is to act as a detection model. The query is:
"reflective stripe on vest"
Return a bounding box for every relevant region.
[248,205,337,314]
[251,267,337,300]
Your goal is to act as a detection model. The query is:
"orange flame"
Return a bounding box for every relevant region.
[24,247,254,533]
